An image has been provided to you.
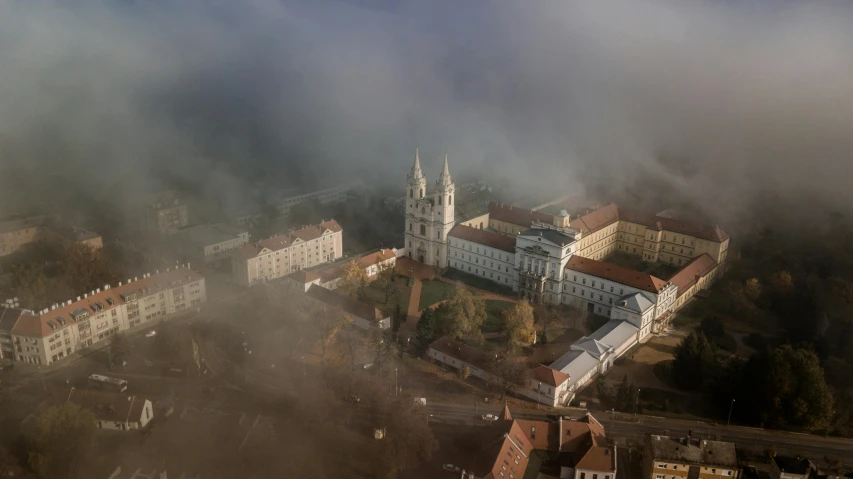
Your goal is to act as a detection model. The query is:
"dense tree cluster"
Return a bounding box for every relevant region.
[670,212,853,435]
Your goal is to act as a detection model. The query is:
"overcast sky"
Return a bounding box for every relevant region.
[1,0,851,222]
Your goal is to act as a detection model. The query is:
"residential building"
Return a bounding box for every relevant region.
[643,434,739,479]
[229,182,358,228]
[0,266,205,366]
[303,284,390,330]
[173,223,249,265]
[284,248,397,293]
[0,215,103,257]
[460,405,616,479]
[0,306,24,361]
[51,389,153,431]
[448,224,516,288]
[403,150,455,268]
[144,193,189,235]
[525,365,571,407]
[770,456,817,479]
[232,220,343,286]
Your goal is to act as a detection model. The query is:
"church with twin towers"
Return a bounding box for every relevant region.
[403,148,456,268]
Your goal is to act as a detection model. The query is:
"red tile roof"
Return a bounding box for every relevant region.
[305,285,386,323]
[529,364,570,387]
[570,203,621,235]
[568,203,729,242]
[428,336,495,372]
[449,224,516,253]
[566,256,669,294]
[237,219,342,259]
[669,253,718,298]
[488,202,554,229]
[11,267,204,338]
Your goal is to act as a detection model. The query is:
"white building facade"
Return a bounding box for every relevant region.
[232,220,343,286]
[447,224,516,288]
[515,222,581,304]
[404,150,455,268]
[1,266,206,366]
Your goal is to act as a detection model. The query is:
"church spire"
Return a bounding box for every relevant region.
[408,147,425,184]
[436,152,453,189]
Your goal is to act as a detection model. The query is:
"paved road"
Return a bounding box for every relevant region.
[425,402,853,462]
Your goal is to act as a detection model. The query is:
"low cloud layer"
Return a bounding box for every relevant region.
[1,0,852,225]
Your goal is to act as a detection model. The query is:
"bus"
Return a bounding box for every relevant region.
[88,374,128,392]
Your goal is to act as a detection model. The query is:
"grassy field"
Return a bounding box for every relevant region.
[418,279,456,310]
[361,275,412,316]
[481,300,514,333]
[442,268,515,296]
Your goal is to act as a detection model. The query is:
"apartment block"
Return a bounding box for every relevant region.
[0,266,205,366]
[643,434,739,479]
[232,220,342,286]
[0,215,103,257]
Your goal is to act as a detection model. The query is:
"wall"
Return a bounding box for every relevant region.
[520,379,566,407]
[427,347,496,383]
[237,230,342,286]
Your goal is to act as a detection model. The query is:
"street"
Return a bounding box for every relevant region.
[424,402,853,462]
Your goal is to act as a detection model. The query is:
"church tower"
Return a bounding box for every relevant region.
[404,148,456,268]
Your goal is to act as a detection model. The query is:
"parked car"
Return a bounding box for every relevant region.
[345,393,361,403]
[145,330,157,338]
[442,464,461,472]
[481,414,498,421]
[413,397,427,406]
[363,363,373,369]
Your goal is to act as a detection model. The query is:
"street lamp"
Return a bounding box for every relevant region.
[826,410,835,438]
[727,398,736,428]
[634,389,641,419]
[301,356,305,376]
[395,368,398,397]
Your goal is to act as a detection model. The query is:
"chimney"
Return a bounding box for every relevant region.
[166,267,170,272]
[84,293,88,299]
[96,288,100,294]
[77,296,81,301]
[134,277,138,281]
[118,282,122,286]
[104,284,110,290]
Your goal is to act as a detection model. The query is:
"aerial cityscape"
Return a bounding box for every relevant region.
[1,1,853,478]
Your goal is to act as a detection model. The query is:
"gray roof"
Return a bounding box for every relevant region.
[572,337,612,359]
[772,456,814,475]
[550,350,600,388]
[0,306,24,332]
[588,320,639,349]
[614,292,655,314]
[518,228,576,247]
[174,223,247,247]
[648,435,738,467]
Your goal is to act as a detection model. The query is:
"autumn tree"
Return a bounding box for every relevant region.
[770,270,794,294]
[539,303,562,342]
[338,259,368,298]
[28,402,97,479]
[459,364,471,380]
[744,278,762,301]
[316,309,351,358]
[11,262,47,308]
[491,355,529,399]
[373,393,438,478]
[434,284,487,341]
[502,301,535,350]
[374,259,399,304]
[61,243,118,295]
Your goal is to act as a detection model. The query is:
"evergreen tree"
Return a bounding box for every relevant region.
[672,332,717,391]
[415,308,436,349]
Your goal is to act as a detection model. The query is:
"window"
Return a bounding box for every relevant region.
[591,280,596,287]
[572,287,576,293]
[409,223,412,232]
[438,196,442,205]
[583,278,586,285]
[409,189,413,198]
[420,225,426,235]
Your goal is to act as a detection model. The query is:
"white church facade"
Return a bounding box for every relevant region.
[403,149,455,268]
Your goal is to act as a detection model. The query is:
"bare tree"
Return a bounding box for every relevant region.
[491,355,529,399]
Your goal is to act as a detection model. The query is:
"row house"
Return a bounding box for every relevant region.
[0,266,205,366]
[284,248,397,293]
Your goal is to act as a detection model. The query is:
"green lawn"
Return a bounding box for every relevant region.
[418,279,456,310]
[482,300,514,333]
[361,275,412,316]
[442,268,515,296]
